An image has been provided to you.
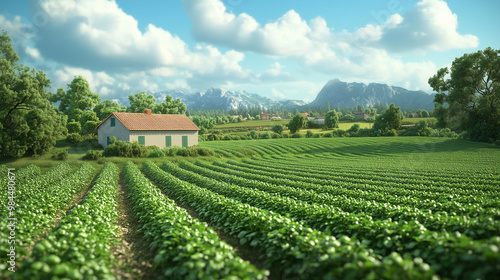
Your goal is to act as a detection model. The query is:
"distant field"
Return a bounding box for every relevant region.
[214,119,373,134]
[402,117,437,124]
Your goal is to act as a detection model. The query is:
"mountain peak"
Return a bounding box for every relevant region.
[310,80,434,111]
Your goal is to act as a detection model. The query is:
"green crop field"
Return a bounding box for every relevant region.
[2,137,499,279]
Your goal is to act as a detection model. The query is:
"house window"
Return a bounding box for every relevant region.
[107,136,112,145]
[182,136,188,148]
[138,136,145,146]
[110,117,115,127]
[165,136,172,147]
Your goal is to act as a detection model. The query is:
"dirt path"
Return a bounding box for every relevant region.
[111,173,157,279]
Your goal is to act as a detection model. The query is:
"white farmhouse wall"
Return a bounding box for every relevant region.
[129,130,198,148]
[97,116,130,148]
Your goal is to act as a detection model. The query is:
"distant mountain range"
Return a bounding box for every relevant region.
[118,88,306,111]
[117,79,435,111]
[308,79,435,111]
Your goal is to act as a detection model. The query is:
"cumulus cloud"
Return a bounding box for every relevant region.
[256,62,293,82]
[53,66,117,95]
[29,0,248,78]
[184,0,330,56]
[377,0,479,51]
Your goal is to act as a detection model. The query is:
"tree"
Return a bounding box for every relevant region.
[0,31,66,157]
[154,95,187,114]
[51,76,100,121]
[416,109,430,118]
[373,104,403,131]
[324,110,339,129]
[271,124,284,134]
[288,114,307,134]
[79,111,100,135]
[128,91,156,113]
[190,116,216,135]
[94,100,126,120]
[429,47,500,142]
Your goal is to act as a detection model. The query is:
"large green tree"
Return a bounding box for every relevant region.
[373,103,403,132]
[128,91,156,113]
[0,31,66,157]
[51,75,100,121]
[79,111,100,135]
[93,99,126,120]
[429,47,500,142]
[154,95,187,114]
[288,114,307,134]
[324,110,339,129]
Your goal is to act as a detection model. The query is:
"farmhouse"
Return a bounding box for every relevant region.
[96,109,199,148]
[260,112,280,120]
[314,118,325,124]
[354,113,369,120]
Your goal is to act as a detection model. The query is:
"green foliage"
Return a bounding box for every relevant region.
[271,124,284,134]
[66,133,82,143]
[51,149,68,160]
[83,150,103,160]
[122,161,267,279]
[154,95,187,114]
[0,163,95,271]
[148,148,166,158]
[260,131,271,139]
[190,116,216,135]
[103,139,147,157]
[288,113,307,133]
[151,160,439,279]
[306,130,314,138]
[163,145,215,157]
[93,99,126,120]
[429,47,500,142]
[79,111,100,135]
[347,123,361,134]
[51,76,100,121]
[66,120,81,134]
[341,114,355,121]
[324,110,339,129]
[128,91,156,113]
[374,104,403,132]
[19,162,118,280]
[0,31,66,157]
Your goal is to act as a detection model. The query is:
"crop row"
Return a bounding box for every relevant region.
[181,161,499,239]
[237,157,500,191]
[143,160,437,279]
[194,160,499,218]
[166,160,500,279]
[18,162,120,280]
[0,164,41,213]
[254,154,500,185]
[0,162,95,274]
[122,161,267,279]
[11,163,73,210]
[216,159,498,200]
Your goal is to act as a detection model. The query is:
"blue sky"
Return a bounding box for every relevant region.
[1,0,498,103]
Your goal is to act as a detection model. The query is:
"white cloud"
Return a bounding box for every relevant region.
[377,0,479,51]
[53,66,118,93]
[271,88,287,100]
[29,0,248,77]
[25,46,41,59]
[184,0,327,56]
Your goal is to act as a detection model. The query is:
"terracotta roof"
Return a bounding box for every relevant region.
[96,112,199,131]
